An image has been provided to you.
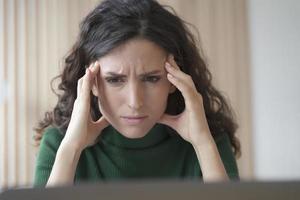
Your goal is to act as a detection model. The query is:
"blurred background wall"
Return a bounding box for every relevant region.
[248,0,300,180]
[0,0,299,189]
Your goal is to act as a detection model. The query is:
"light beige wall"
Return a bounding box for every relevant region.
[0,0,252,188]
[160,0,253,180]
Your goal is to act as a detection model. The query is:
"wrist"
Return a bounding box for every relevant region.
[47,138,83,186]
[190,130,215,149]
[59,139,84,156]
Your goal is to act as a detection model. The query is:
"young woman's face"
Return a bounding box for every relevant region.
[94,38,174,138]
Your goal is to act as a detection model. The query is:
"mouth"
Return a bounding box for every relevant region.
[120,116,148,125]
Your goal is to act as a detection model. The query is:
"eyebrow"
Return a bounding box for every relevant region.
[104,70,163,77]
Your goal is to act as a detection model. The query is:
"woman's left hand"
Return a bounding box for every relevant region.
[159,55,229,181]
[158,55,213,147]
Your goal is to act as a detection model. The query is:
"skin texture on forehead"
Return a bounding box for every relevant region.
[99,38,168,78]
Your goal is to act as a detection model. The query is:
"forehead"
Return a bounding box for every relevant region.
[98,38,167,73]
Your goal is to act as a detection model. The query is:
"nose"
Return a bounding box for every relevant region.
[127,82,143,110]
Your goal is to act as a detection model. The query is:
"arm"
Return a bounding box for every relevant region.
[44,62,109,187]
[46,141,82,186]
[191,133,229,182]
[159,55,237,182]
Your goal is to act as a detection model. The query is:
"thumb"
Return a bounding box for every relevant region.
[158,113,180,131]
[93,116,110,130]
[90,116,110,135]
[86,116,110,147]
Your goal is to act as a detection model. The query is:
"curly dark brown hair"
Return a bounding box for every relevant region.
[34,0,241,157]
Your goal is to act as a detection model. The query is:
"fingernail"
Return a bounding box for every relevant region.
[89,62,95,70]
[165,62,171,68]
[167,73,174,79]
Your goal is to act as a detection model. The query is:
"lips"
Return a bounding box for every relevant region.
[122,116,148,119]
[121,115,148,125]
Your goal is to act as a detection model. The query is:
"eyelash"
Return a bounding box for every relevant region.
[142,76,161,82]
[105,76,161,85]
[105,77,125,84]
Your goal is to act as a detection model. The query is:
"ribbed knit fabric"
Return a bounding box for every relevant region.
[34,123,238,186]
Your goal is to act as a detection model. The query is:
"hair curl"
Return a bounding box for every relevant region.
[34,0,241,157]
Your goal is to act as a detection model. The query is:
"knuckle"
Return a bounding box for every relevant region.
[185,74,193,82]
[196,93,203,101]
[73,99,80,109]
[186,87,194,95]
[78,76,84,82]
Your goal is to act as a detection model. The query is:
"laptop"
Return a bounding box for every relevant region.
[1,179,300,200]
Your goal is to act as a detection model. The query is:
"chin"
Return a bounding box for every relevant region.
[114,123,155,139]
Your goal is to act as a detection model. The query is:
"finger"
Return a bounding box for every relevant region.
[91,61,104,102]
[168,54,180,70]
[93,116,110,129]
[165,62,191,84]
[93,61,101,90]
[92,62,105,115]
[166,73,199,110]
[80,67,93,102]
[90,116,110,138]
[166,55,195,84]
[166,55,197,88]
[165,65,199,110]
[81,61,101,100]
[158,113,180,130]
[77,61,95,98]
[165,55,196,92]
[88,61,100,77]
[77,77,83,98]
[166,67,195,96]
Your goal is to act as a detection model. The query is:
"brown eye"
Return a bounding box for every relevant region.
[143,76,161,83]
[105,77,125,84]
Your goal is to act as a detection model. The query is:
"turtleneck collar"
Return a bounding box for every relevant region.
[100,123,169,149]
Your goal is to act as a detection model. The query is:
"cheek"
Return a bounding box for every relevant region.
[98,86,122,118]
[156,79,172,98]
[147,83,170,114]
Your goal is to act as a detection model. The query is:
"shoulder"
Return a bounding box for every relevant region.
[36,126,65,165]
[34,127,64,186]
[42,126,64,139]
[39,127,65,154]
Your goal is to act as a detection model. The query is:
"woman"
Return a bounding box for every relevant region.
[34,0,240,186]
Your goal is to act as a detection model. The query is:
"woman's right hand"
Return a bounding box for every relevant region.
[62,61,110,151]
[47,62,109,186]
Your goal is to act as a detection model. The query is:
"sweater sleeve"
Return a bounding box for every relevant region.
[215,133,239,180]
[33,127,64,186]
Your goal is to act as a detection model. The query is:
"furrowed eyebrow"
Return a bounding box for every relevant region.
[139,70,163,76]
[104,70,163,77]
[104,72,127,78]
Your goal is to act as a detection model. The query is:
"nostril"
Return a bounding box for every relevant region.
[128,100,143,109]
[128,95,143,109]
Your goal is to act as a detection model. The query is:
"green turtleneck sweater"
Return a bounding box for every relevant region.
[34,124,238,186]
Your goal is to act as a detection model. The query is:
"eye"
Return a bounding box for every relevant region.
[105,77,125,84]
[143,76,161,83]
